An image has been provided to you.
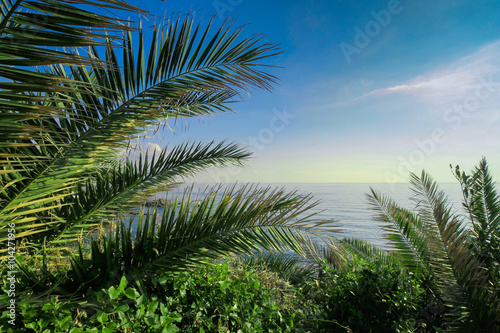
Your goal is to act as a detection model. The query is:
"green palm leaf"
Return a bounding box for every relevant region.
[0,0,142,147]
[340,237,400,268]
[367,188,430,274]
[366,167,500,330]
[0,12,280,248]
[454,157,500,278]
[410,171,496,329]
[410,172,463,288]
[60,185,327,291]
[43,141,250,246]
[239,251,317,285]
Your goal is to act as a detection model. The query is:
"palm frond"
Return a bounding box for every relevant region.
[0,0,140,68]
[41,141,250,246]
[410,171,496,329]
[410,172,462,288]
[0,13,280,247]
[367,188,431,274]
[340,237,400,268]
[469,158,500,232]
[60,184,327,291]
[298,235,346,270]
[454,158,500,274]
[0,0,142,146]
[239,251,316,285]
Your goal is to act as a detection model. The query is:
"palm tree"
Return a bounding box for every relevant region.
[454,158,500,290]
[358,160,500,331]
[0,0,142,245]
[0,0,326,297]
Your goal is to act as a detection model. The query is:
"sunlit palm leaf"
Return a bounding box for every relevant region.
[340,237,400,267]
[367,188,430,273]
[455,158,500,274]
[239,251,317,285]
[0,12,280,248]
[296,235,345,270]
[0,0,142,144]
[410,171,496,329]
[43,141,250,246]
[61,185,327,291]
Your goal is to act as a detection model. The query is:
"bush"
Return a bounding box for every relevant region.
[145,260,305,332]
[0,259,311,332]
[314,260,434,332]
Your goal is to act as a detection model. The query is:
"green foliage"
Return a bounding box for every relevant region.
[453,158,500,291]
[0,275,182,332]
[1,260,312,332]
[0,0,282,257]
[0,1,338,331]
[16,184,325,296]
[0,0,332,302]
[0,2,335,331]
[365,158,500,331]
[314,259,430,333]
[238,251,317,286]
[157,260,301,332]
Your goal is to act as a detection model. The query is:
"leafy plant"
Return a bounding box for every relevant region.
[1,259,313,332]
[365,158,500,331]
[0,0,332,295]
[453,158,500,292]
[0,3,338,332]
[315,259,428,333]
[1,275,183,332]
[19,184,326,295]
[238,251,317,286]
[0,0,280,250]
[161,259,300,332]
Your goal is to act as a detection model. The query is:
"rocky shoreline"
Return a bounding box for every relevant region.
[143,198,175,207]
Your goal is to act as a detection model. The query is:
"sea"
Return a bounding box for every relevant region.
[135,182,467,250]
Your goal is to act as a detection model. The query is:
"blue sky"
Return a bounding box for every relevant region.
[128,0,500,183]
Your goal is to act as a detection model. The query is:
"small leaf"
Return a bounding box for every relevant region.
[148,301,159,313]
[165,324,180,333]
[106,321,118,329]
[118,276,128,292]
[41,303,53,311]
[59,315,73,330]
[96,311,109,324]
[145,316,157,325]
[124,287,140,299]
[69,328,85,333]
[108,286,121,300]
[115,303,130,312]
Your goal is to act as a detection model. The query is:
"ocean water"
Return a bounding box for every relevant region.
[139,182,467,249]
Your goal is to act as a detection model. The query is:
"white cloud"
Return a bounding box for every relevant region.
[363,40,500,106]
[145,142,162,155]
[119,142,164,163]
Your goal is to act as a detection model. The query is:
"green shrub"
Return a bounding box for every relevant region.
[147,260,305,332]
[0,275,182,333]
[1,259,311,332]
[314,260,433,333]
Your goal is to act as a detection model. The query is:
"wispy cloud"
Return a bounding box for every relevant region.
[359,40,500,106]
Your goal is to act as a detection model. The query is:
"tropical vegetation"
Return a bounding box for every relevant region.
[336,158,500,332]
[0,0,499,332]
[0,0,326,331]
